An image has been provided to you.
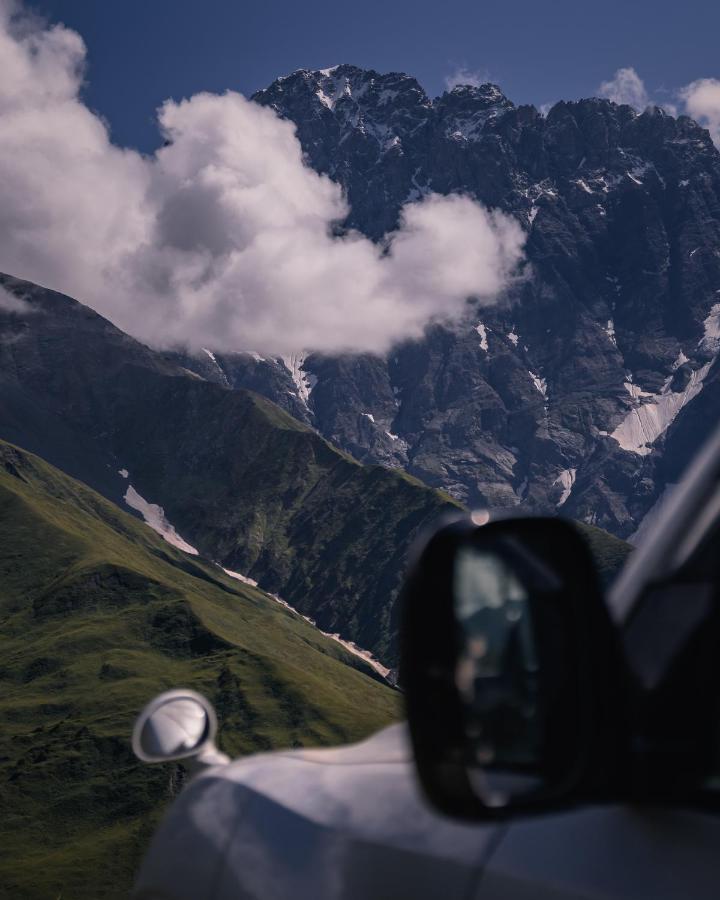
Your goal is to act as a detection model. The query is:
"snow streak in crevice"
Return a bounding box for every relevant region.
[123,485,199,555]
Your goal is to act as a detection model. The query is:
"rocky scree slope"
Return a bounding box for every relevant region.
[178,65,720,540]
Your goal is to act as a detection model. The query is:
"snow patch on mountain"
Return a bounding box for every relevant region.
[611,362,712,455]
[554,468,577,507]
[700,303,720,352]
[202,347,230,386]
[123,486,199,555]
[623,381,653,401]
[222,567,258,587]
[605,319,617,346]
[529,370,547,397]
[626,164,651,186]
[476,322,489,351]
[315,70,354,110]
[282,353,317,406]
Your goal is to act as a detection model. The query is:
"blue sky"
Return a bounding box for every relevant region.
[31,0,720,152]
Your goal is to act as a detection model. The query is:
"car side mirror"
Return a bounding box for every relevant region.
[132,689,230,770]
[400,514,625,820]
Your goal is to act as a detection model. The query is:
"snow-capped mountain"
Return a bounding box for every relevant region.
[175,64,720,539]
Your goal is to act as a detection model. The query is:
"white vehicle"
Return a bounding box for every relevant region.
[132,425,720,899]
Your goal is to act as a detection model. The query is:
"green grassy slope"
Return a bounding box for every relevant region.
[107,379,459,666]
[574,521,633,586]
[0,274,458,668]
[0,440,399,900]
[1,276,631,671]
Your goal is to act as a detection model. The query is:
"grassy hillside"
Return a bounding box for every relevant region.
[1,276,631,673]
[0,440,399,899]
[103,376,458,666]
[574,521,633,586]
[0,274,457,667]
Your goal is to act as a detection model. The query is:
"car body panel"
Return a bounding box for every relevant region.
[476,806,720,899]
[135,724,720,899]
[135,421,720,897]
[134,724,498,899]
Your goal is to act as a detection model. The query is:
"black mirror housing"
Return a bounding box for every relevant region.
[400,514,626,820]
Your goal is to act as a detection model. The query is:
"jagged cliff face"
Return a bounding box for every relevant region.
[179,64,720,539]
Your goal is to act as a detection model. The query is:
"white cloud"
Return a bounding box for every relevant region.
[680,78,720,147]
[444,67,489,91]
[0,1,525,356]
[596,68,720,141]
[0,284,30,312]
[598,67,649,111]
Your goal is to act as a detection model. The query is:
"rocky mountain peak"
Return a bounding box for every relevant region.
[442,81,511,107]
[227,66,720,539]
[254,65,431,151]
[270,63,429,101]
[435,82,514,141]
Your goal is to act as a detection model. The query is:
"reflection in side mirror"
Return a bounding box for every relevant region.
[401,514,625,820]
[132,689,230,769]
[454,545,542,783]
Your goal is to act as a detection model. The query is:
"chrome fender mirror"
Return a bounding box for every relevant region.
[132,689,230,770]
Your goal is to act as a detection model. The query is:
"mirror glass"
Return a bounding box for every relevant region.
[453,543,543,800]
[139,697,210,760]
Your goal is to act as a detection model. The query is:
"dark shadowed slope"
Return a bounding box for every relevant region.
[0,273,457,666]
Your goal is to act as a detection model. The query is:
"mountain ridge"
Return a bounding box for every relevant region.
[165,64,720,540]
[0,272,458,666]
